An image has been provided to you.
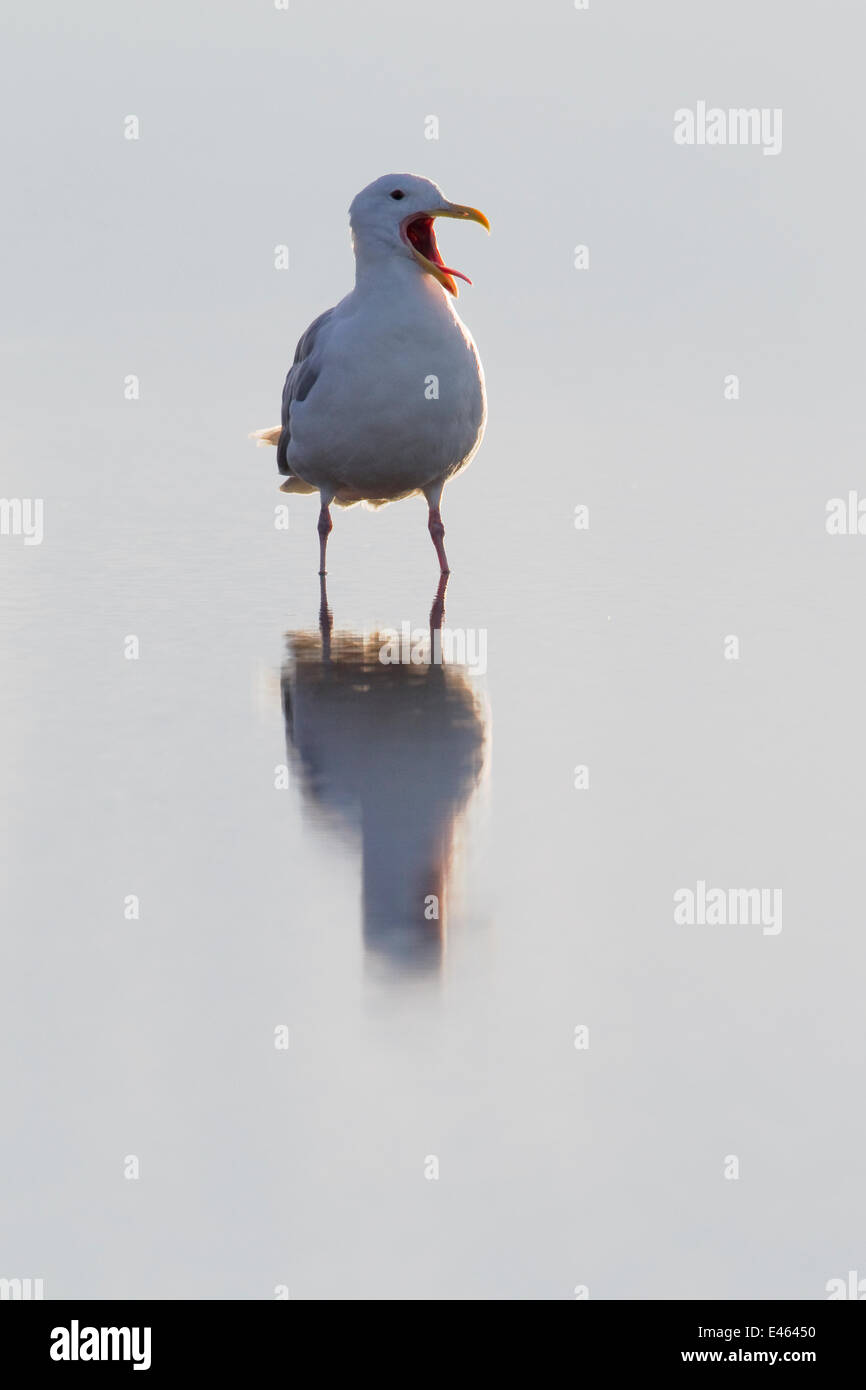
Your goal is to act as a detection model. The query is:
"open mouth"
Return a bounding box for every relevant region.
[402,215,471,296]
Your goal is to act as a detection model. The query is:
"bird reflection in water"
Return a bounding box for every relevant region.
[281,576,488,974]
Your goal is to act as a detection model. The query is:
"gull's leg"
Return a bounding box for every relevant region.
[429,572,449,635]
[318,573,333,662]
[423,482,449,575]
[428,507,449,574]
[317,490,334,575]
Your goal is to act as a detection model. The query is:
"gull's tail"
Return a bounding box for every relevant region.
[279,476,317,495]
[250,425,316,494]
[250,426,282,447]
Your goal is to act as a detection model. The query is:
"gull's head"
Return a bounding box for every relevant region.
[349,173,489,296]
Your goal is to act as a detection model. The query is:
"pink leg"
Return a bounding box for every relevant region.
[317,503,333,575]
[428,505,450,575]
[318,574,333,661]
[429,571,449,633]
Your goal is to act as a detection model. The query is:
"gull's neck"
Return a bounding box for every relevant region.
[352,243,446,308]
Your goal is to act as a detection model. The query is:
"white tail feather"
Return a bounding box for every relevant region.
[250,426,281,447]
[279,476,317,495]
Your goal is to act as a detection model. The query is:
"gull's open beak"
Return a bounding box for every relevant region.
[402,201,490,297]
[433,202,491,232]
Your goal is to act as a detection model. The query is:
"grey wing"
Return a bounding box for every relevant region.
[277,307,334,476]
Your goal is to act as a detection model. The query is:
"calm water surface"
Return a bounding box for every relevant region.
[2,0,865,1300]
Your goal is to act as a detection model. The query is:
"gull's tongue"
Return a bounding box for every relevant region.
[438,262,472,285]
[427,223,472,285]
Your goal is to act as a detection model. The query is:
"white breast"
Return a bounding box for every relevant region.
[287,273,486,501]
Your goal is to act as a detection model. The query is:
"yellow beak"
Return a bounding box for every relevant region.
[432,202,491,232]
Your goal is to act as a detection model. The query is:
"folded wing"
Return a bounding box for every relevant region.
[277,307,335,477]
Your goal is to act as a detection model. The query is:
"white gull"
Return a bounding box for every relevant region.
[253,173,489,574]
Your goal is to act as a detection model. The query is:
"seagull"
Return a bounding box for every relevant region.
[252,173,489,575]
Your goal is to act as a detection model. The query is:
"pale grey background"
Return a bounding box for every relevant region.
[1,0,864,1298]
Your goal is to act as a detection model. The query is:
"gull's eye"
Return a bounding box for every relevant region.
[390,190,405,200]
